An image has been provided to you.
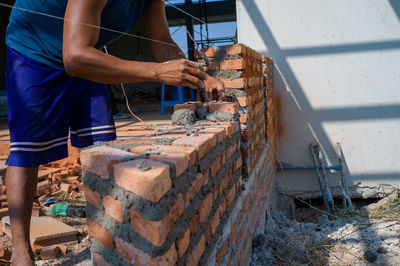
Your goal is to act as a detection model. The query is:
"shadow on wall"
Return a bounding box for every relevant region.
[240,0,400,264]
[240,0,400,187]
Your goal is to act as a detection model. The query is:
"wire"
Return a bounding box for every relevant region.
[162,0,208,25]
[0,2,188,50]
[103,46,144,123]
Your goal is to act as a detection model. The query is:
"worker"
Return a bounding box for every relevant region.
[5,0,225,264]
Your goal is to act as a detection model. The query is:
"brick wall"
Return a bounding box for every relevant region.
[195,44,274,178]
[81,44,276,265]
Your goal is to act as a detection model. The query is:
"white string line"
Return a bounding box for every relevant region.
[103,46,144,123]
[0,2,193,51]
[163,0,208,25]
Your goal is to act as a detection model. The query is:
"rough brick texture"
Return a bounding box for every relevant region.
[83,44,276,266]
[196,44,274,178]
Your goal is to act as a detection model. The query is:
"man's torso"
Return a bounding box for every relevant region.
[6,0,154,70]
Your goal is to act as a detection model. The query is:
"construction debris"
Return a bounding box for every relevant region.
[252,192,400,266]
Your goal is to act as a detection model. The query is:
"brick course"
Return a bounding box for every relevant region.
[83,43,276,266]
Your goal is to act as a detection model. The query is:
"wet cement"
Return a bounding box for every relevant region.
[206,112,239,122]
[84,131,242,259]
[171,109,196,125]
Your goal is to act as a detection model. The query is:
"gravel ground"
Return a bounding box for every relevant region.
[251,209,400,265]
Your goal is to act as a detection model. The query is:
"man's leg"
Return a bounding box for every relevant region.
[6,166,38,265]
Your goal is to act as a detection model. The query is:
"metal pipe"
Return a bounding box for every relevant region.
[276,165,341,171]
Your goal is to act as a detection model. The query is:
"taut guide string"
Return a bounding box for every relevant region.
[0,1,339,219]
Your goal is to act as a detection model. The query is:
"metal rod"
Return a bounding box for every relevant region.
[336,143,354,211]
[276,165,341,171]
[316,144,335,211]
[309,143,331,214]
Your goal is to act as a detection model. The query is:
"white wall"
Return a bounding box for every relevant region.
[237,0,400,198]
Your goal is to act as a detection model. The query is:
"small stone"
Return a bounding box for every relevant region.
[377,247,387,254]
[363,250,377,262]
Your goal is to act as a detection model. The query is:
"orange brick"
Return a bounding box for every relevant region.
[219,59,246,70]
[150,153,188,178]
[216,240,229,264]
[239,113,248,124]
[130,194,184,246]
[186,234,205,266]
[83,185,101,209]
[81,146,134,180]
[103,195,123,223]
[115,237,177,265]
[174,103,196,112]
[177,229,190,257]
[114,159,171,203]
[199,127,226,143]
[220,78,246,89]
[210,155,222,177]
[93,253,113,266]
[237,96,249,107]
[199,193,213,223]
[189,214,199,235]
[87,217,114,249]
[208,102,239,115]
[226,44,246,55]
[184,173,204,206]
[226,185,236,207]
[173,135,215,160]
[131,144,197,167]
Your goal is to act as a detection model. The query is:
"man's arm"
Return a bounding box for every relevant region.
[63,0,205,89]
[144,0,226,100]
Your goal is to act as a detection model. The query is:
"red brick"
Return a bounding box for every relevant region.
[83,184,101,209]
[114,159,171,203]
[219,59,246,70]
[93,253,113,266]
[184,173,204,206]
[189,214,199,235]
[40,246,61,260]
[87,217,114,249]
[0,247,11,260]
[115,237,177,265]
[177,229,190,257]
[173,135,215,160]
[200,127,226,143]
[208,102,239,115]
[226,185,236,207]
[174,103,197,112]
[103,195,123,223]
[239,113,248,124]
[186,234,205,266]
[226,44,246,55]
[150,153,188,178]
[220,78,246,89]
[131,144,197,167]
[210,155,222,177]
[0,208,8,219]
[199,192,214,223]
[81,146,134,180]
[130,194,184,246]
[216,240,229,264]
[237,96,249,107]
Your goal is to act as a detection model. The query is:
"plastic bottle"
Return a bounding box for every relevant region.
[50,203,86,218]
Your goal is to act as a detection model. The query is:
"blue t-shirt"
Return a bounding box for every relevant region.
[6,0,155,70]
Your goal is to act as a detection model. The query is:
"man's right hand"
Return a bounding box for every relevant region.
[154,59,207,89]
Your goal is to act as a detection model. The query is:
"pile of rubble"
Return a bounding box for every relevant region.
[251,191,400,265]
[0,157,91,263]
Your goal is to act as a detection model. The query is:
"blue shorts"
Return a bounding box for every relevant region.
[6,47,116,167]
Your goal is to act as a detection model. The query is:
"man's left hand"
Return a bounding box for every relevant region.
[204,75,226,101]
